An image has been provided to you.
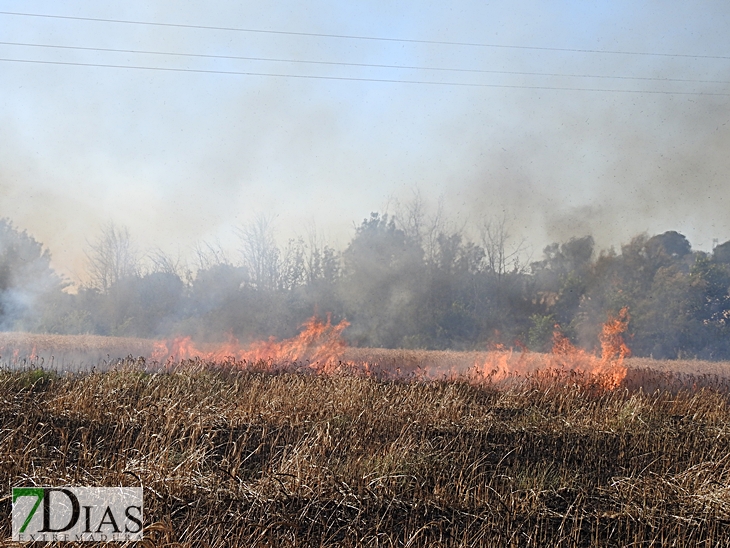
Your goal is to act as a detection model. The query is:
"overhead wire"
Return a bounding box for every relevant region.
[1,40,728,86]
[2,56,729,96]
[2,10,729,61]
[0,10,728,96]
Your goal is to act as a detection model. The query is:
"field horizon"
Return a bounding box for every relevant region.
[1,331,730,394]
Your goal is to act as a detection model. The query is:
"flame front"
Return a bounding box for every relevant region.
[151,315,349,372]
[469,308,631,389]
[548,307,630,388]
[151,310,631,390]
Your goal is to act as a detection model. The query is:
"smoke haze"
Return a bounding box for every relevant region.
[1,1,729,282]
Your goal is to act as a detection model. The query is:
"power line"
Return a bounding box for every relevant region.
[2,40,729,86]
[2,56,728,96]
[2,10,729,61]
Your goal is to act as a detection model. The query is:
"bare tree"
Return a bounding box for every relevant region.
[193,240,230,272]
[149,249,182,276]
[395,190,446,267]
[480,215,526,280]
[149,248,192,284]
[279,238,306,291]
[85,223,141,292]
[301,223,340,285]
[304,224,324,284]
[237,216,281,291]
[395,189,427,246]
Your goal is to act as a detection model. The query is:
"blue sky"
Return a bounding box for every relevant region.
[1,1,729,282]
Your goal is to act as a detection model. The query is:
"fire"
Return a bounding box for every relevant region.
[600,307,631,364]
[468,344,530,383]
[547,307,630,389]
[151,315,349,372]
[468,309,631,389]
[151,309,631,390]
[244,316,349,372]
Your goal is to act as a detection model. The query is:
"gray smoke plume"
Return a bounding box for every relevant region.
[1,1,729,279]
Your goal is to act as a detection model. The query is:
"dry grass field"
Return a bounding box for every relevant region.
[1,362,730,546]
[2,330,730,546]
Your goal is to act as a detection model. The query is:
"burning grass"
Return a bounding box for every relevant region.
[2,314,730,544]
[0,308,700,393]
[73,311,634,389]
[1,363,730,546]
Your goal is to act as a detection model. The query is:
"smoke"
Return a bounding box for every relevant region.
[0,219,64,331]
[0,288,35,331]
[448,87,730,255]
[1,0,729,280]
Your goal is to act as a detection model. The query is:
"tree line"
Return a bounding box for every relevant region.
[2,212,730,360]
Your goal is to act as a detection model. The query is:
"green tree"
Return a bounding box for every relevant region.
[340,213,425,347]
[713,240,730,265]
[686,254,730,358]
[531,236,595,338]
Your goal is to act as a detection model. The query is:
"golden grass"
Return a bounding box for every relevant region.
[1,361,730,546]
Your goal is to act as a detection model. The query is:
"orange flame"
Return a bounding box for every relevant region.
[468,309,631,389]
[151,309,630,391]
[600,306,631,364]
[547,307,630,388]
[151,315,349,373]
